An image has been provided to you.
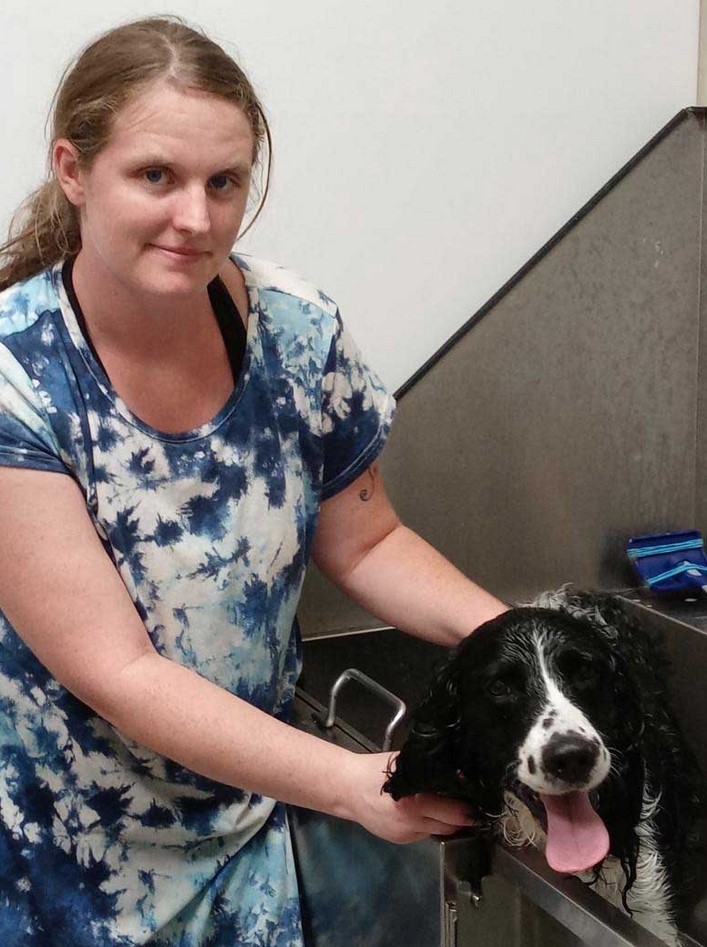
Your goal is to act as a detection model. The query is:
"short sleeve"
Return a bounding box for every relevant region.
[320,313,396,499]
[0,342,70,474]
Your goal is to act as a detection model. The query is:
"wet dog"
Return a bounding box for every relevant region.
[383,589,704,943]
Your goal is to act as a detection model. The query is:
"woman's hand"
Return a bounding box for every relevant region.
[339,750,474,844]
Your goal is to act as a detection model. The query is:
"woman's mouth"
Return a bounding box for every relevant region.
[151,244,208,261]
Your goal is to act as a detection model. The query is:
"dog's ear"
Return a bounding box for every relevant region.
[581,591,707,913]
[383,657,463,800]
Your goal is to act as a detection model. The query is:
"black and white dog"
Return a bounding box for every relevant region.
[384,588,704,944]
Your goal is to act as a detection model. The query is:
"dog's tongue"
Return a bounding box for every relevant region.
[540,791,610,873]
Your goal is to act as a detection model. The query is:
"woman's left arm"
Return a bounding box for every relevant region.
[311,462,508,646]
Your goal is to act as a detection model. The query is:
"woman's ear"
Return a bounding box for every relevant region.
[383,660,462,800]
[52,139,86,207]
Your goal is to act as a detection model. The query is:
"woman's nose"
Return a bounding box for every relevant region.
[172,186,211,234]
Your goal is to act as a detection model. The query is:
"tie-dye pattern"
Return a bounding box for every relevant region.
[0,255,395,945]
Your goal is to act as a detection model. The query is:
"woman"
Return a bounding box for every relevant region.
[0,16,507,946]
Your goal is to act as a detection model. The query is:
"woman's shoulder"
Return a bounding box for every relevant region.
[0,265,60,341]
[233,253,339,319]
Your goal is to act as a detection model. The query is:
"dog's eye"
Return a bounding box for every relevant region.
[486,676,519,701]
[558,651,599,686]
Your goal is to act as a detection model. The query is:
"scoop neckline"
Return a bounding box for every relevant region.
[55,254,256,443]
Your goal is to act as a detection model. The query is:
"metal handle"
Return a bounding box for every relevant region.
[321,668,406,752]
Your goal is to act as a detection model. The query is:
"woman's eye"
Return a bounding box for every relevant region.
[209,174,236,193]
[143,169,167,185]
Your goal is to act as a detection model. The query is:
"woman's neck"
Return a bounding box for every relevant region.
[70,248,216,356]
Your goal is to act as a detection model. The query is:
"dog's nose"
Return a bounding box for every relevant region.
[541,733,599,785]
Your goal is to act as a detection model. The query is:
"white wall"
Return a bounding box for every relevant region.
[0,0,699,390]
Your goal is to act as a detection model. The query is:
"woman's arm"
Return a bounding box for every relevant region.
[0,466,471,844]
[312,462,507,645]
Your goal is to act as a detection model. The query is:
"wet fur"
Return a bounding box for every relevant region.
[383,589,704,942]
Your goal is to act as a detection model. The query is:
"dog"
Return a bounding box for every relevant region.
[383,588,704,944]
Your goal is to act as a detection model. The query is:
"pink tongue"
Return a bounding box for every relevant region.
[540,791,610,873]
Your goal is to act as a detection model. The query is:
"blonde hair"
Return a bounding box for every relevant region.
[0,16,272,290]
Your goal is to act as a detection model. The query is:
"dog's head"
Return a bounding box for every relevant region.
[384,591,653,878]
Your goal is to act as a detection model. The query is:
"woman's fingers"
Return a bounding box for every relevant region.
[343,751,474,844]
[396,792,475,833]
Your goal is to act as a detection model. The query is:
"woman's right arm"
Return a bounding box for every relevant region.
[0,466,472,844]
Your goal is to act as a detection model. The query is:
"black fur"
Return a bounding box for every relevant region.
[383,589,705,925]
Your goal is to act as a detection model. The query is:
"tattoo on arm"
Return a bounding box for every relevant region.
[359,465,378,502]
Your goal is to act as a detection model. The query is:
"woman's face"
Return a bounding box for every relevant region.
[62,80,254,301]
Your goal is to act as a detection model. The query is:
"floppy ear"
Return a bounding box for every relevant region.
[383,657,463,800]
[577,590,707,914]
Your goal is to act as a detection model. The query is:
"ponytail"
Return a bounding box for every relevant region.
[0,179,80,291]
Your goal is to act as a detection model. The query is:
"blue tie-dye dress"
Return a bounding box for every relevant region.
[0,254,395,946]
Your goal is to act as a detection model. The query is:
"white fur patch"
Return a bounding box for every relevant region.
[516,633,611,794]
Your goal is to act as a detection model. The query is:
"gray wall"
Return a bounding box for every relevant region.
[300,109,707,637]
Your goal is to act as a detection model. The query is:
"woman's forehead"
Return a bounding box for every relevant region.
[106,81,254,166]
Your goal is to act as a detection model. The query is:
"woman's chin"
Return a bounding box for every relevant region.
[136,257,216,296]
